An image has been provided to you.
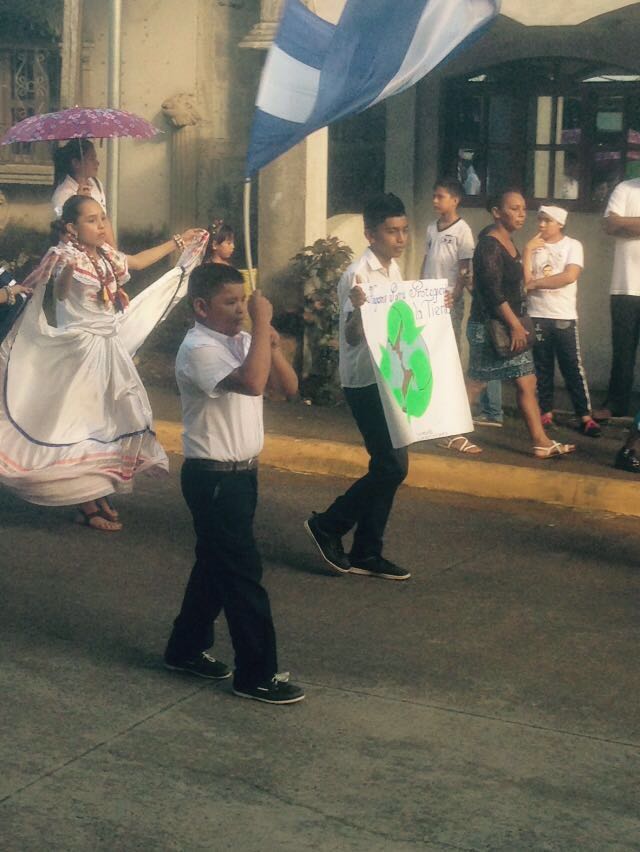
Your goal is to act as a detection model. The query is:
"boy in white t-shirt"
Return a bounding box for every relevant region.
[524,205,600,437]
[423,177,502,443]
[421,178,474,345]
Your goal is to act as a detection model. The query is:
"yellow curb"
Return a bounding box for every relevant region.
[155,421,640,519]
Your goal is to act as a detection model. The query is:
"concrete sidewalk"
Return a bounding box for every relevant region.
[149,386,640,520]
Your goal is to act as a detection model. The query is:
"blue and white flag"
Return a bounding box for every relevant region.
[246,0,501,176]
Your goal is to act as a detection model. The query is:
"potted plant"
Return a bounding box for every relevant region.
[288,237,354,404]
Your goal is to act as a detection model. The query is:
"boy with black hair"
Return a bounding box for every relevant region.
[164,263,304,705]
[305,193,411,581]
[421,178,474,346]
[423,177,504,435]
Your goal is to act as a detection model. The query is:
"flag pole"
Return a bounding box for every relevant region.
[243,177,256,292]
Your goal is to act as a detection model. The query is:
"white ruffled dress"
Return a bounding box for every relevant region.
[0,232,207,506]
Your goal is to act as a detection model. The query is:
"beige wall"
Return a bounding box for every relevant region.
[0,0,261,243]
[82,0,260,236]
[405,4,640,390]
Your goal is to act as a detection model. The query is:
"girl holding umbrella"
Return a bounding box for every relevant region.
[51,139,116,247]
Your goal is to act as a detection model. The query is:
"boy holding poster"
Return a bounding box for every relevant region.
[304,193,412,581]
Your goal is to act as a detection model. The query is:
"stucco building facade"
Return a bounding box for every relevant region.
[1,0,639,388]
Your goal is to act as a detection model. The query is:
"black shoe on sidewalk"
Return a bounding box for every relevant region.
[349,556,411,581]
[304,512,351,574]
[233,673,305,705]
[614,447,640,473]
[164,651,232,680]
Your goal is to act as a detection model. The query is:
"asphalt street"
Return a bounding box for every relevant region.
[1,461,639,851]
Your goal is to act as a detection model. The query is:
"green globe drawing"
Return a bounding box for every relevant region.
[378,300,433,419]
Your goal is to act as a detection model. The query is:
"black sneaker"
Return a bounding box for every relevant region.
[233,673,305,705]
[164,651,232,680]
[304,512,351,574]
[614,447,640,473]
[349,555,411,581]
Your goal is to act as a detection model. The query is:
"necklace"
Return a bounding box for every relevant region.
[72,239,129,312]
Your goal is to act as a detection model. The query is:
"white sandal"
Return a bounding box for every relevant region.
[437,435,482,455]
[532,441,576,459]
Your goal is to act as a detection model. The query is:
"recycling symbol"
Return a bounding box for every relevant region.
[378,300,433,418]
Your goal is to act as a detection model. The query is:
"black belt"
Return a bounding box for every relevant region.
[184,457,258,472]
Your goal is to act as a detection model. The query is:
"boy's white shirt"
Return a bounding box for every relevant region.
[420,218,474,290]
[605,178,640,296]
[175,323,264,461]
[338,247,402,388]
[527,236,584,320]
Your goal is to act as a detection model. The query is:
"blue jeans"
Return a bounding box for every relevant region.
[479,380,503,422]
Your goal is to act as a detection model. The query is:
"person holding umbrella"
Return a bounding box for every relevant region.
[51,139,116,247]
[2,106,161,251]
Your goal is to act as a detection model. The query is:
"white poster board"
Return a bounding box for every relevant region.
[360,278,473,449]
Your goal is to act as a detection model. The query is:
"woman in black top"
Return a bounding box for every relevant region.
[466,190,575,458]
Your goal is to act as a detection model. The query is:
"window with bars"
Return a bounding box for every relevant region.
[440,59,640,210]
[0,44,61,176]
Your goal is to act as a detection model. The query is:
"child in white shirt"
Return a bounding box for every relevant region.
[524,205,599,437]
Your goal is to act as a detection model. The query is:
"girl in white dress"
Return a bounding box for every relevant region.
[0,196,207,531]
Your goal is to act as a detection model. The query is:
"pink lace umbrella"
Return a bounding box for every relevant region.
[0,107,160,144]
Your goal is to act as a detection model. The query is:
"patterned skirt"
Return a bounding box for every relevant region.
[467,320,535,382]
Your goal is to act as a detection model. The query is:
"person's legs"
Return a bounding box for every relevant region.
[76,499,122,532]
[532,318,556,418]
[316,384,408,560]
[513,372,574,455]
[553,320,592,421]
[466,378,486,409]
[450,297,464,351]
[166,463,277,689]
[479,380,503,423]
[606,295,640,416]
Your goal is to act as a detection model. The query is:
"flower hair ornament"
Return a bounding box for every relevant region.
[208,218,224,243]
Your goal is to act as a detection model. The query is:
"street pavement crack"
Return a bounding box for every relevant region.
[296,681,640,750]
[0,684,209,806]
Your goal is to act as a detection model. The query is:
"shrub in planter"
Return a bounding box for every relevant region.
[288,237,353,405]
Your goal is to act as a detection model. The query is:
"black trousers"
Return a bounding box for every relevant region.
[317,383,408,560]
[605,295,640,416]
[532,317,591,418]
[165,460,277,690]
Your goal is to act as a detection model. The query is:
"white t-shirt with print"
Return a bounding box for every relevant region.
[175,323,263,462]
[338,247,403,388]
[527,236,584,320]
[604,178,640,296]
[420,218,474,291]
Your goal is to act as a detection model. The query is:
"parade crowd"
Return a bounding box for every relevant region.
[1,138,640,705]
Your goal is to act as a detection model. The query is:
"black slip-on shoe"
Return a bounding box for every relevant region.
[233,673,305,705]
[349,556,411,581]
[164,651,232,680]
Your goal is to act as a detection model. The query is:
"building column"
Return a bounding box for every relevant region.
[242,0,328,299]
[256,124,328,301]
[60,0,83,108]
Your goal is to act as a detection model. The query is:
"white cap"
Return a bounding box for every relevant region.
[538,205,568,226]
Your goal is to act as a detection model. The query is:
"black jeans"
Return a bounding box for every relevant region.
[606,294,640,416]
[532,318,591,418]
[165,460,277,690]
[317,383,408,560]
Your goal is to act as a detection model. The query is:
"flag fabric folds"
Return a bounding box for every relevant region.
[246,0,501,176]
